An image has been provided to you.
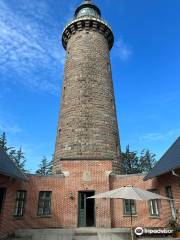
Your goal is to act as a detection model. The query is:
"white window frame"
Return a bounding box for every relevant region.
[149,189,160,217]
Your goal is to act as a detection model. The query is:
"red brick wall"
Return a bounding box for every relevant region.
[0,160,112,239]
[0,174,65,239]
[60,160,112,228]
[0,166,180,239]
[110,171,180,228]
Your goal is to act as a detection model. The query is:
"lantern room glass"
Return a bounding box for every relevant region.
[77,7,99,18]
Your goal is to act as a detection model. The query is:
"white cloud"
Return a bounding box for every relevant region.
[0,0,66,95]
[139,128,180,142]
[113,38,132,61]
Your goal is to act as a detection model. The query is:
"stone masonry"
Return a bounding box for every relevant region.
[53,1,121,174]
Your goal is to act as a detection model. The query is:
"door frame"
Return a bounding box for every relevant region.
[77,190,95,227]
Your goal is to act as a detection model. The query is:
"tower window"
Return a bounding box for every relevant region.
[107,62,111,72]
[14,190,27,217]
[116,143,120,155]
[37,191,52,216]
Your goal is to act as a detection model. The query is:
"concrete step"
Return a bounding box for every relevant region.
[7,238,31,240]
[73,232,98,240]
[31,233,73,240]
[139,238,174,240]
[73,237,98,240]
[15,228,132,240]
[15,229,74,240]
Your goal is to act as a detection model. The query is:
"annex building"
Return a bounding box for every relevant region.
[0,1,180,239]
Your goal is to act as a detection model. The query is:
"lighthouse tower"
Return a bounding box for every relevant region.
[53,0,121,174]
[53,0,122,228]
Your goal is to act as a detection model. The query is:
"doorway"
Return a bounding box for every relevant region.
[0,188,6,214]
[78,191,95,227]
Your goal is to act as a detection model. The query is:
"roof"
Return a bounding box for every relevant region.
[0,147,27,181]
[144,137,180,181]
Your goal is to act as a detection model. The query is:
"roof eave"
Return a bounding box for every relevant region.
[0,170,27,181]
[144,165,180,181]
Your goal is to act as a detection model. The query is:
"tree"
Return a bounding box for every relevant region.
[14,147,26,171]
[139,149,156,173]
[0,132,27,172]
[0,132,9,151]
[8,148,16,162]
[7,147,26,172]
[121,145,156,174]
[121,145,140,174]
[36,156,51,175]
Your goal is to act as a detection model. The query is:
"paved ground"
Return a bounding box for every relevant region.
[9,228,175,240]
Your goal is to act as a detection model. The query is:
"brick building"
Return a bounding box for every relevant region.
[0,1,180,239]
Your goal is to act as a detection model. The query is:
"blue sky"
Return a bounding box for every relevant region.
[0,0,180,172]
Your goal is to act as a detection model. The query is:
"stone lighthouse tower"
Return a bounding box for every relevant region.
[53,0,121,174]
[53,0,122,227]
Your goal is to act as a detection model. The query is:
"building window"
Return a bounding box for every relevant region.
[165,186,176,219]
[149,199,159,216]
[0,188,6,214]
[37,191,52,216]
[123,199,136,215]
[14,190,26,217]
[149,189,160,217]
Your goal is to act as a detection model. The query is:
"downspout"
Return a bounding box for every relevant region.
[172,170,180,177]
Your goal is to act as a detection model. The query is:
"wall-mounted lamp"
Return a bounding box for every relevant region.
[69,192,75,200]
